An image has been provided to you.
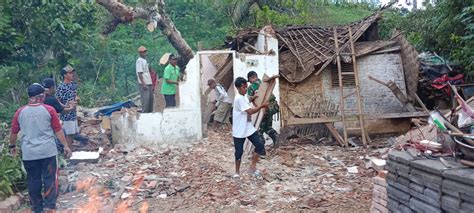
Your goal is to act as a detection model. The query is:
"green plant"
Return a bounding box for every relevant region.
[0,144,25,200]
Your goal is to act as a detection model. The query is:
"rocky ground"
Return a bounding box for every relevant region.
[13,126,389,212]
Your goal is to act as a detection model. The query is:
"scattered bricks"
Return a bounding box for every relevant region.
[441,195,474,213]
[387,186,410,203]
[0,195,21,212]
[442,168,474,187]
[410,159,447,176]
[373,176,387,187]
[409,182,424,194]
[388,150,414,165]
[374,184,387,195]
[442,179,474,201]
[409,197,442,213]
[387,179,409,193]
[410,168,443,187]
[408,188,441,207]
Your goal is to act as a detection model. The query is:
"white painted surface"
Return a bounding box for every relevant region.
[111,56,203,146]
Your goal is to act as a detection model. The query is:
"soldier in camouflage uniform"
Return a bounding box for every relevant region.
[247,71,280,146]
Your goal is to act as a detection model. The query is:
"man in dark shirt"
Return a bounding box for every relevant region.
[42,78,76,114]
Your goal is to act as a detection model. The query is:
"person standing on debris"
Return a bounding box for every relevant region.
[161,54,180,108]
[232,77,268,178]
[43,78,76,115]
[8,83,71,213]
[207,79,232,128]
[56,65,81,148]
[136,46,154,113]
[247,71,280,146]
[43,78,76,155]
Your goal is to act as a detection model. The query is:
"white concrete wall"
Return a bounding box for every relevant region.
[233,28,280,132]
[111,56,203,146]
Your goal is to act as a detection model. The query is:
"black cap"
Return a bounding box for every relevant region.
[27,83,45,97]
[247,71,257,79]
[169,54,177,60]
[42,78,55,89]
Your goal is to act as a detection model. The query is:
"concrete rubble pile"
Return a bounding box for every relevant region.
[51,129,388,211]
[387,150,474,213]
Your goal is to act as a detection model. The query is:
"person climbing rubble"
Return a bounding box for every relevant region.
[232,77,268,178]
[8,83,71,213]
[247,71,280,146]
[207,78,232,129]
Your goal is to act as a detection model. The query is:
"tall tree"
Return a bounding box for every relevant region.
[96,0,194,67]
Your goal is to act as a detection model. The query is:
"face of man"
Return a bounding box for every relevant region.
[208,81,216,89]
[238,83,248,95]
[170,59,177,66]
[65,71,75,81]
[139,50,147,58]
[248,75,257,83]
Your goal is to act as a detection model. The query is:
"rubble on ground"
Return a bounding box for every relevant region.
[52,129,390,212]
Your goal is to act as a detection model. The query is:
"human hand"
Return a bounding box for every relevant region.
[63,146,72,158]
[9,147,17,157]
[261,102,270,109]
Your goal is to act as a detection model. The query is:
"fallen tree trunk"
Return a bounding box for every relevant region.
[96,0,194,68]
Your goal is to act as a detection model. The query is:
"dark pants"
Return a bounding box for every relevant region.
[23,156,58,213]
[233,131,265,161]
[164,94,176,108]
[140,85,154,113]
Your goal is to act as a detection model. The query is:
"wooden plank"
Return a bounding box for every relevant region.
[348,27,367,146]
[286,111,429,125]
[333,27,348,146]
[325,123,345,146]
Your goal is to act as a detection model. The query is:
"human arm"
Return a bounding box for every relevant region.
[8,108,22,157]
[55,131,71,158]
[244,102,269,115]
[46,105,71,157]
[136,60,148,89]
[263,74,280,82]
[164,67,179,84]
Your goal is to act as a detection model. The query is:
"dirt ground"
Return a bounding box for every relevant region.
[30,126,390,213]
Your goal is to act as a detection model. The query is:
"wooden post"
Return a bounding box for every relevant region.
[333,27,348,146]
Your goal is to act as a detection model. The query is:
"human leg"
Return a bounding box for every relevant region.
[42,156,58,210]
[247,132,265,171]
[23,159,44,213]
[233,137,245,174]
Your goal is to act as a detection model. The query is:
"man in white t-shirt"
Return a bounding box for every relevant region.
[232,77,268,178]
[136,46,154,113]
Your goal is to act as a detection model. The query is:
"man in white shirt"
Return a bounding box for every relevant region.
[232,77,268,178]
[136,46,154,113]
[207,79,232,128]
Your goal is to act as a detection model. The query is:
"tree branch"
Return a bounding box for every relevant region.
[96,0,194,68]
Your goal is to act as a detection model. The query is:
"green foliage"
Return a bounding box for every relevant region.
[379,1,474,78]
[0,143,25,200]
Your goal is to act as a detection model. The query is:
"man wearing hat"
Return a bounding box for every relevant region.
[207,79,232,128]
[136,45,154,113]
[56,65,80,147]
[161,54,180,108]
[9,83,71,213]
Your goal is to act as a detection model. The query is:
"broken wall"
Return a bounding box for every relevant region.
[111,57,202,146]
[324,53,406,114]
[233,29,281,133]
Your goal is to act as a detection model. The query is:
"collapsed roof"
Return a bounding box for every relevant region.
[226,8,389,83]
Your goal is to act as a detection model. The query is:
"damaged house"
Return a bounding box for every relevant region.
[228,9,424,145]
